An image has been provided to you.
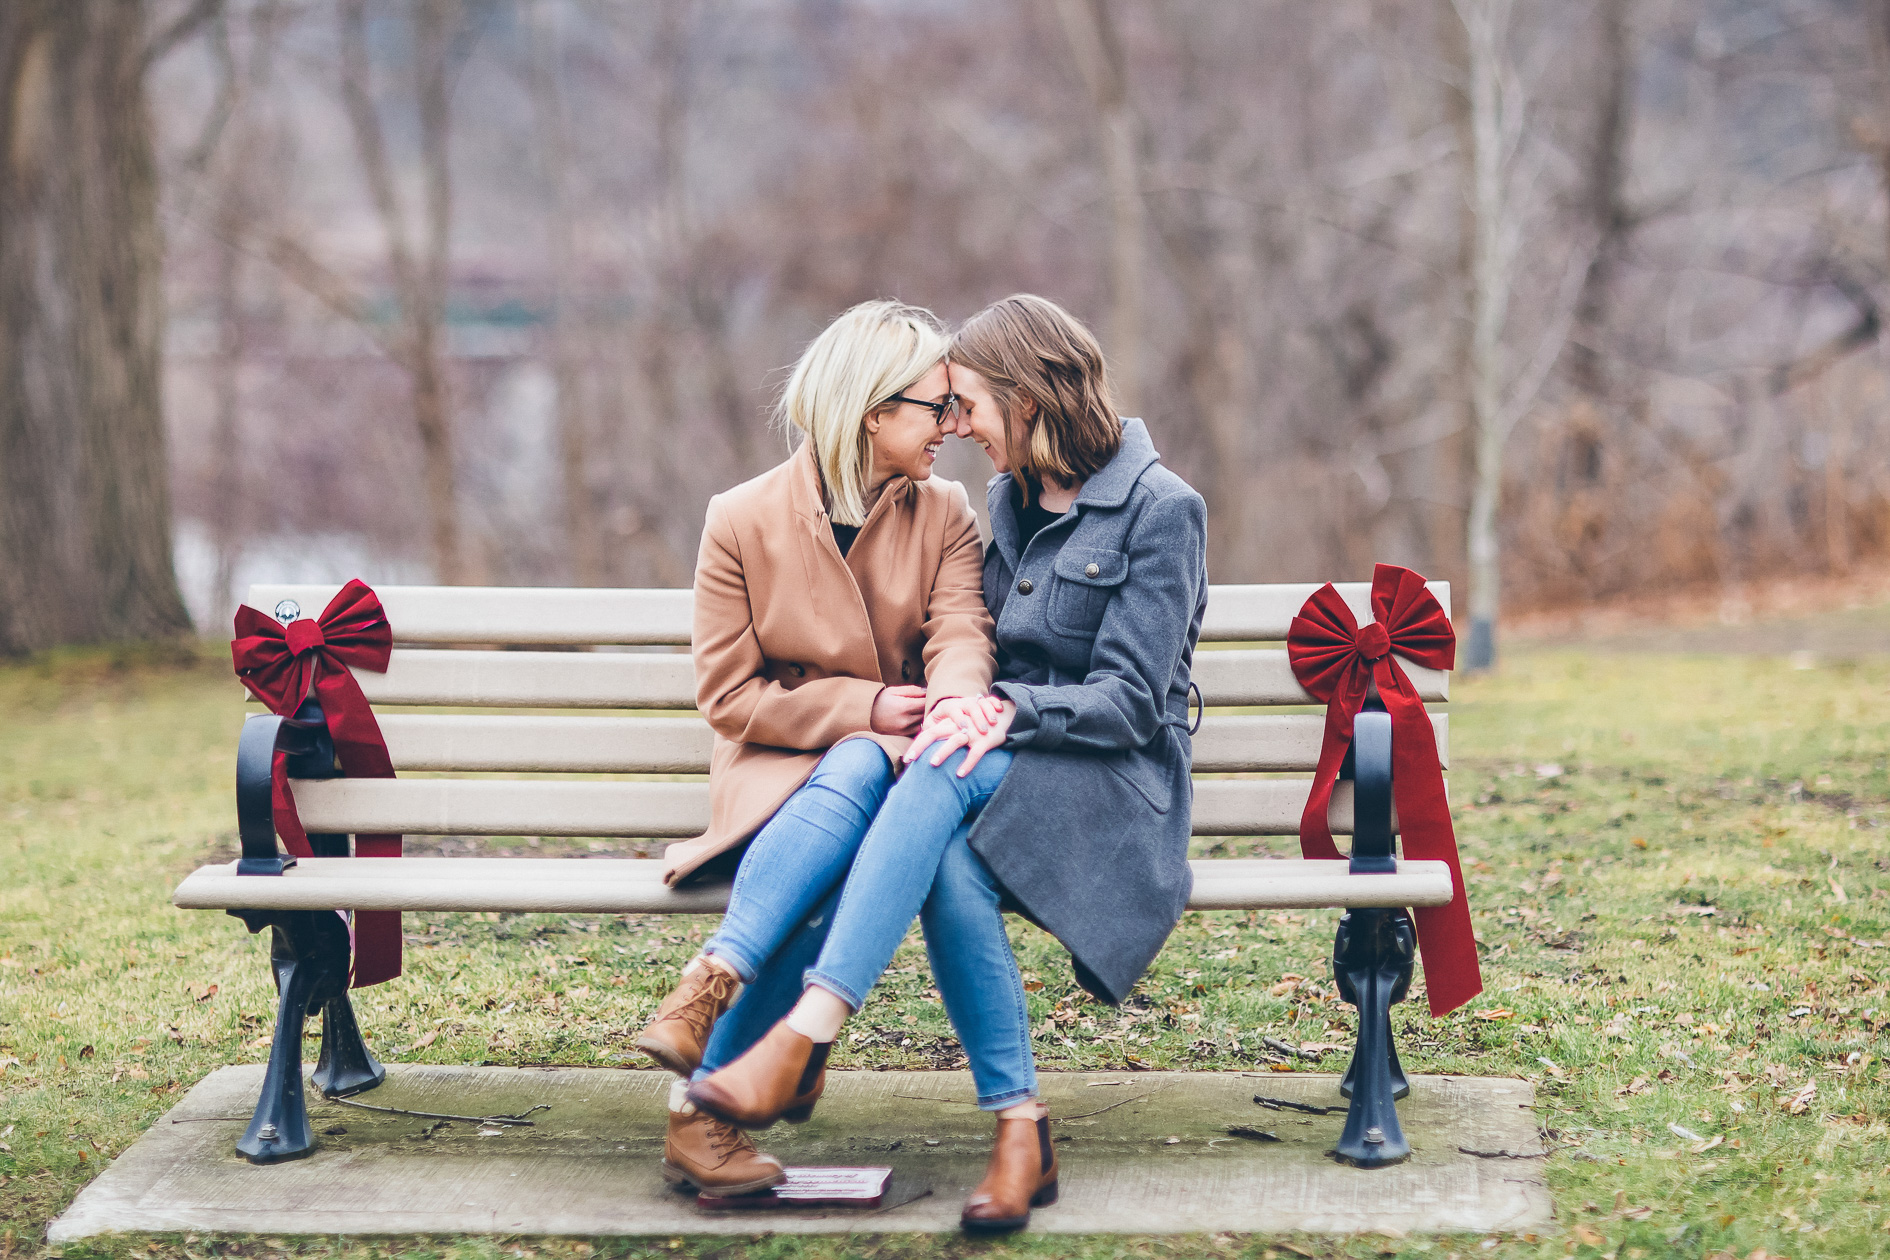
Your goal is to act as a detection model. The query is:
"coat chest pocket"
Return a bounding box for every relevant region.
[1047,547,1129,636]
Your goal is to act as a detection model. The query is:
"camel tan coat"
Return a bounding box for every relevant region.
[660,442,996,885]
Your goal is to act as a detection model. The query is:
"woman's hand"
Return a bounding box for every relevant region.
[905,695,1014,777]
[870,684,929,736]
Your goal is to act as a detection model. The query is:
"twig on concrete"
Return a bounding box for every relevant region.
[1060,1090,1159,1121]
[1458,1146,1549,1159]
[1253,1094,1334,1115]
[1263,1036,1322,1061]
[891,1094,978,1106]
[327,1097,549,1126]
[169,1117,252,1123]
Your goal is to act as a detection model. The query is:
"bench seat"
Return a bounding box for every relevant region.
[188,578,1453,1170]
[174,856,1454,915]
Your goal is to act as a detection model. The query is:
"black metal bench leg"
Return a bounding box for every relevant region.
[300,830,386,1100]
[1339,1010,1409,1101]
[229,909,351,1164]
[312,990,385,1098]
[1331,907,1416,1168]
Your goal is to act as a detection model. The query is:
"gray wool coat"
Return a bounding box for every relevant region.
[968,418,1209,1004]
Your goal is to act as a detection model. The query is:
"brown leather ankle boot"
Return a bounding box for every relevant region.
[662,1100,786,1197]
[636,959,740,1076]
[685,1020,830,1131]
[961,1114,1058,1233]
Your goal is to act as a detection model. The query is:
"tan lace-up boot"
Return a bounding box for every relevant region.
[636,958,740,1077]
[662,1095,786,1197]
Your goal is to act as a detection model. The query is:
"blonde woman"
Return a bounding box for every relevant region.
[635,300,996,1197]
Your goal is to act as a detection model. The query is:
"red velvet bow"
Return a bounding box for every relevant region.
[1287,563,1482,1016]
[232,579,402,988]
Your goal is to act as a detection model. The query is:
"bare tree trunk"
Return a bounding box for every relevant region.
[1457,0,1515,670]
[1568,0,1632,403]
[1052,0,1146,413]
[0,0,193,653]
[209,187,246,627]
[1867,3,1890,384]
[338,0,464,584]
[203,3,285,628]
[528,0,601,584]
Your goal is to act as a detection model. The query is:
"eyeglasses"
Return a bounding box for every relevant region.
[884,393,961,427]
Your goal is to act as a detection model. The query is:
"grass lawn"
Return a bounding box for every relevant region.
[4,637,1890,1259]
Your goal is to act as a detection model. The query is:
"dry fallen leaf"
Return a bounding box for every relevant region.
[1473,1008,1514,1021]
[1574,1225,1604,1245]
[195,984,218,1002]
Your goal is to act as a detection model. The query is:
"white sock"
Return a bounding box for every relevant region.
[997,1098,1045,1121]
[784,987,851,1043]
[669,1078,695,1114]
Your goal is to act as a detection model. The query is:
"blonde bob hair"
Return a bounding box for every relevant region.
[776,299,949,526]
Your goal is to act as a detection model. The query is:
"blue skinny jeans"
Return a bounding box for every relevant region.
[699,738,892,983]
[696,740,892,1083]
[805,747,1036,1110]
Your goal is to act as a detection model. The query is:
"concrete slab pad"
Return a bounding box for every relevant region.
[51,1066,1549,1239]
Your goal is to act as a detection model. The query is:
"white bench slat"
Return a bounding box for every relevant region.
[378,715,715,773]
[370,712,1447,774]
[173,856,1454,913]
[1190,649,1446,705]
[285,775,1403,838]
[354,649,696,710]
[246,580,1449,647]
[310,646,1444,710]
[1194,713,1446,772]
[248,584,696,646]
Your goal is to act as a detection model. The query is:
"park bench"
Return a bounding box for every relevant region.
[174,580,1453,1170]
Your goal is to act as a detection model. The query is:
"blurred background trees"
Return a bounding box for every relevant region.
[0,0,204,653]
[11,0,1890,655]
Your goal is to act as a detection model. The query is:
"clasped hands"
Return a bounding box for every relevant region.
[906,693,1015,777]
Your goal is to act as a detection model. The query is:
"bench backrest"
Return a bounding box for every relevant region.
[243,583,1448,851]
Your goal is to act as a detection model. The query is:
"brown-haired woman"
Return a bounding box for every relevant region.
[687,294,1210,1232]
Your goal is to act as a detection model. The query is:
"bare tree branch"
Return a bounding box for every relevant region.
[143,0,225,74]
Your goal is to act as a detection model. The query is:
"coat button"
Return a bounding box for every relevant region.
[1017,579,1033,595]
[1084,563,1100,578]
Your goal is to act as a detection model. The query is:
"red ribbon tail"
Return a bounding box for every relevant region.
[271,751,313,859]
[350,830,403,986]
[1376,661,1482,1016]
[309,663,403,989]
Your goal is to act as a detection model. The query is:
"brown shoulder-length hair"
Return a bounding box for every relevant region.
[949,294,1122,501]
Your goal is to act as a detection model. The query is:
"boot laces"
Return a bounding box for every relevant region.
[704,1114,758,1165]
[674,968,738,1042]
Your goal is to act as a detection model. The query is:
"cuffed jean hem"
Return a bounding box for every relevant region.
[801,970,865,1012]
[977,1086,1038,1111]
[700,947,758,985]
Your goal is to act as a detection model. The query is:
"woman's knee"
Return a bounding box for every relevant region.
[815,738,893,800]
